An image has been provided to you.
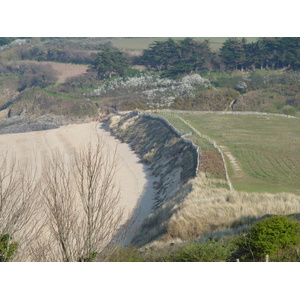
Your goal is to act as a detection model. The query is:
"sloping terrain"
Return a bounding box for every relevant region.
[159,111,300,194]
[28,61,88,83]
[0,121,155,261]
[108,111,300,247]
[109,111,199,209]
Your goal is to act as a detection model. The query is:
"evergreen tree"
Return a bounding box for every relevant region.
[140,39,180,71]
[280,37,300,69]
[0,234,18,262]
[141,38,212,78]
[89,47,129,79]
[220,38,247,71]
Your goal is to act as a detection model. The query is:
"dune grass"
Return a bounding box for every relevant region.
[131,174,300,246]
[109,112,300,247]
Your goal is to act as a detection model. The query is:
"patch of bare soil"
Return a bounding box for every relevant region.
[45,62,88,83]
[20,60,89,83]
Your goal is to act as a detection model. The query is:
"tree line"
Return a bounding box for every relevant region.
[139,37,300,74]
[12,37,300,80]
[219,37,300,71]
[89,37,300,79]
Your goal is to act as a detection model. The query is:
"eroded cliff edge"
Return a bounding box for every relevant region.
[109,110,199,209]
[108,110,200,245]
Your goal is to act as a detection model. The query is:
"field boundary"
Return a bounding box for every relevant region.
[176,116,234,192]
[130,110,200,177]
[111,110,200,209]
[156,109,299,119]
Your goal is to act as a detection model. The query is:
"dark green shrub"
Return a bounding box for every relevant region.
[0,234,18,262]
[104,245,143,262]
[166,240,235,262]
[233,215,300,261]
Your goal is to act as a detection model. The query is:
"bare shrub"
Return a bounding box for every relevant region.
[0,152,40,261]
[40,137,124,261]
[4,61,58,91]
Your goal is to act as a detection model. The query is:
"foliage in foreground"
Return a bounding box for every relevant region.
[233,215,300,262]
[105,239,236,262]
[106,215,300,262]
[164,240,235,262]
[0,234,18,262]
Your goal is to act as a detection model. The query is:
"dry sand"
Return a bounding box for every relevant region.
[0,122,155,258]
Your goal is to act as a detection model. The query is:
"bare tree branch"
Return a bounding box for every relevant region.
[0,151,41,261]
[40,136,124,262]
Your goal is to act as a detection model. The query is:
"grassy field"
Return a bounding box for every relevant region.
[157,112,300,194]
[107,37,258,51]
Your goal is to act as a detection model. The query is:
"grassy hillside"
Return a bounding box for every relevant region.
[3,38,300,118]
[157,112,300,194]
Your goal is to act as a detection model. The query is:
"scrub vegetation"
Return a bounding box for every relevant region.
[1,37,300,261]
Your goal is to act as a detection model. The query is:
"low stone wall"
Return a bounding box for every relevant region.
[177,116,234,192]
[157,109,299,119]
[132,110,200,177]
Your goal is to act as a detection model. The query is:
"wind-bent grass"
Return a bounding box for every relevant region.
[132,174,300,246]
[168,175,300,240]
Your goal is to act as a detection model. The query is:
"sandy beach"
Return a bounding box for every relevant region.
[0,121,155,260]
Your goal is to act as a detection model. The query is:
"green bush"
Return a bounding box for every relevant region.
[233,215,300,261]
[166,240,235,262]
[282,105,297,116]
[0,234,18,262]
[104,245,143,262]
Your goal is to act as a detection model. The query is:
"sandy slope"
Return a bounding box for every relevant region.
[0,122,154,258]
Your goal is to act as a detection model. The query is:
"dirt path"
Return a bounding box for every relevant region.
[218,145,244,177]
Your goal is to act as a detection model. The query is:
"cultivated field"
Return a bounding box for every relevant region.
[157,112,300,194]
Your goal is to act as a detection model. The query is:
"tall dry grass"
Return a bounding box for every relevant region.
[18,60,88,83]
[131,173,300,247]
[110,112,300,248]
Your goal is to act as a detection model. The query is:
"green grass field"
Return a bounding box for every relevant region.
[107,37,258,51]
[158,112,300,194]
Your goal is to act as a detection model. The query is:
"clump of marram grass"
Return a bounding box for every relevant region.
[166,175,300,242]
[108,115,122,129]
[131,173,300,247]
[110,113,300,247]
[119,115,138,131]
